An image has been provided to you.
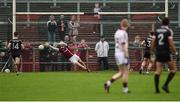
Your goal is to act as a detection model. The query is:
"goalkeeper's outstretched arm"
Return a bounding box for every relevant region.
[49,45,59,51]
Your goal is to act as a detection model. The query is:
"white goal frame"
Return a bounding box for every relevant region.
[12,0,169,39]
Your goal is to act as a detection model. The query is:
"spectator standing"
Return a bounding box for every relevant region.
[57,15,68,41]
[93,3,101,34]
[95,36,109,70]
[47,15,57,44]
[68,15,80,42]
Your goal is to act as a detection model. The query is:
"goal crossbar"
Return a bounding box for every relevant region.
[16,12,166,15]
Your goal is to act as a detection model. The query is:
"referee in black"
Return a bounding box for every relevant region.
[151,17,178,93]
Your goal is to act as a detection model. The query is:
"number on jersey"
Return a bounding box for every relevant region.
[158,34,164,45]
[12,43,19,49]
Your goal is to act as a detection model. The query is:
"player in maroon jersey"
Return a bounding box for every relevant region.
[49,41,90,72]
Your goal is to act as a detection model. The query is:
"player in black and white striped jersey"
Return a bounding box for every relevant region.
[139,31,154,74]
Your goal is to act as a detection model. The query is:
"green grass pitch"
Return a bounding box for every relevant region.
[0,71,180,101]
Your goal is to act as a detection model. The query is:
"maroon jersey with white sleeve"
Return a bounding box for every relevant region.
[59,46,74,59]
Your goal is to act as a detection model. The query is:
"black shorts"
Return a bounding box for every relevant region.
[143,50,151,59]
[156,51,171,62]
[11,51,21,60]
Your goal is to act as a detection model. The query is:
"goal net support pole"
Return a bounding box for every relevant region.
[165,0,169,17]
[12,0,16,39]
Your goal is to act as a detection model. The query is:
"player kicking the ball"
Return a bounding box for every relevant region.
[7,32,24,76]
[151,17,178,93]
[104,19,130,93]
[49,41,90,72]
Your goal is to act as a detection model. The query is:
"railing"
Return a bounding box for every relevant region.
[0,46,180,72]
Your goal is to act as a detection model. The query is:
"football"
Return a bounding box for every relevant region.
[38,45,44,50]
[5,69,10,73]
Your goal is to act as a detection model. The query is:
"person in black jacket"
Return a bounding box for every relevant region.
[57,15,68,41]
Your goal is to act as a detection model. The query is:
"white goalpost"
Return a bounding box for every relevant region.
[12,0,169,39]
[12,0,16,39]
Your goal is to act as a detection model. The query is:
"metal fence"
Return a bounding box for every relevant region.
[0,46,180,72]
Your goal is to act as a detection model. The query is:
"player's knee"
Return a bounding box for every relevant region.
[142,61,146,65]
[170,69,177,73]
[117,70,122,74]
[122,74,128,82]
[155,71,161,75]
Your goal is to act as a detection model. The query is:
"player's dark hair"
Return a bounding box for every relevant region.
[14,32,19,37]
[68,41,74,45]
[162,17,169,26]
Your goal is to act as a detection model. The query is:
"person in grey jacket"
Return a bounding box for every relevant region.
[68,15,80,42]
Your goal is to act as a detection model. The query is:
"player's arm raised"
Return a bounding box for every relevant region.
[6,40,12,49]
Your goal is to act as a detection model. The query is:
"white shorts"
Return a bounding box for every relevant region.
[115,52,128,66]
[69,54,80,64]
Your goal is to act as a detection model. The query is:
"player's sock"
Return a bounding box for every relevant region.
[146,69,150,74]
[162,72,175,93]
[104,78,115,93]
[86,68,91,72]
[139,66,143,74]
[122,83,130,93]
[106,78,115,86]
[164,72,175,87]
[154,74,160,93]
[16,64,20,76]
[17,64,21,72]
[110,78,115,83]
[123,82,127,88]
